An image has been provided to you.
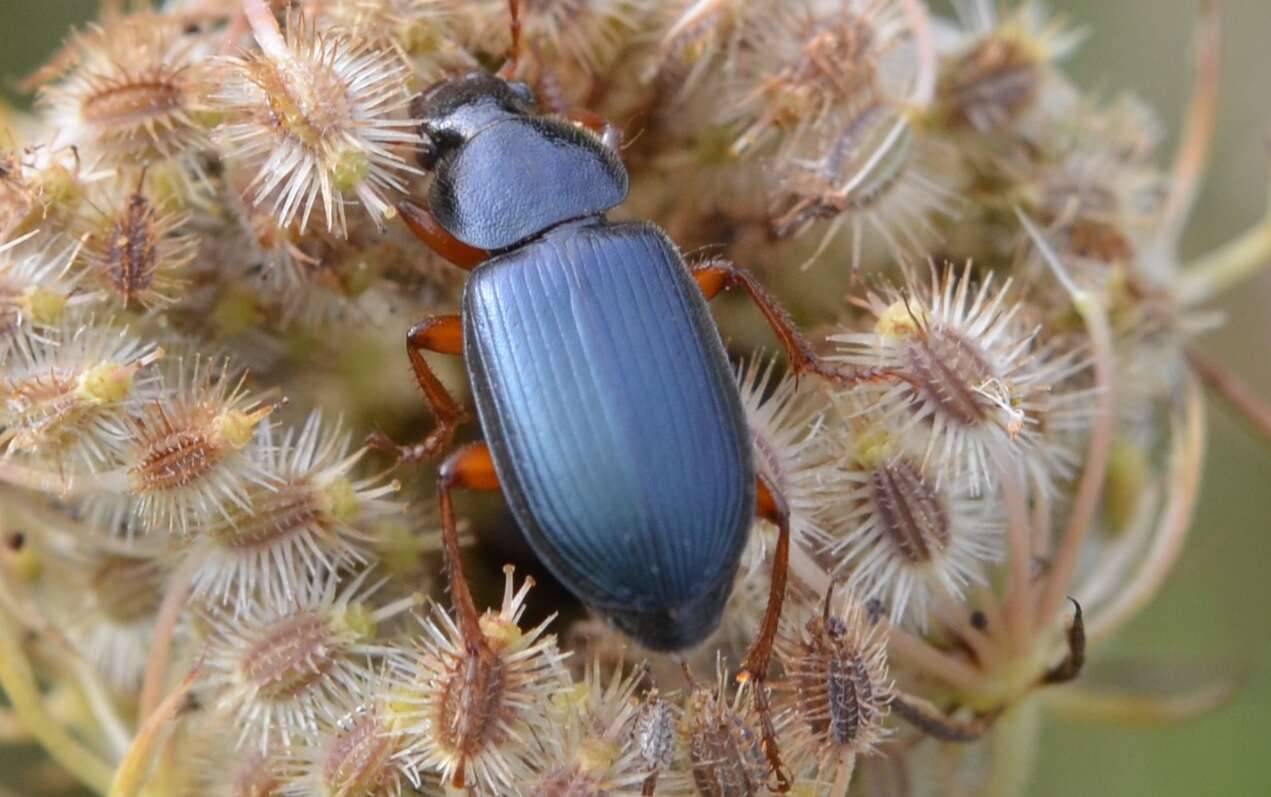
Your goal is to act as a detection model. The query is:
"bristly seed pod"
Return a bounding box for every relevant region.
[203,571,406,752]
[0,234,88,347]
[726,0,908,155]
[82,188,196,310]
[939,0,1083,132]
[182,411,401,612]
[773,587,893,780]
[281,693,411,797]
[121,357,276,536]
[214,4,419,236]
[0,320,163,474]
[38,13,212,165]
[734,355,835,549]
[681,658,770,797]
[64,549,166,693]
[521,659,651,797]
[391,566,570,794]
[811,401,1003,627]
[830,262,1088,497]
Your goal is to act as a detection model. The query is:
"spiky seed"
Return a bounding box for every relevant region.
[811,404,1002,627]
[682,662,769,797]
[38,14,212,164]
[184,411,400,611]
[391,566,569,793]
[521,660,651,797]
[84,189,195,309]
[61,549,166,692]
[203,573,401,751]
[830,263,1089,496]
[122,359,275,535]
[214,9,418,236]
[774,590,892,777]
[0,321,162,472]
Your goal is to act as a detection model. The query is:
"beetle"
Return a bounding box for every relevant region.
[375,1,851,786]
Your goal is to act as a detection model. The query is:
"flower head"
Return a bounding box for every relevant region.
[215,6,419,236]
[831,262,1087,496]
[38,13,213,166]
[183,411,400,611]
[203,571,403,752]
[773,587,893,777]
[390,566,570,793]
[119,357,276,535]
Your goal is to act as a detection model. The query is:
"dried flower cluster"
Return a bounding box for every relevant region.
[0,1,1264,795]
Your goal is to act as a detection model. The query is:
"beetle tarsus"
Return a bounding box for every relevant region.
[366,425,459,464]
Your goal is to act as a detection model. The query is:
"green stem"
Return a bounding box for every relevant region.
[0,610,115,795]
[1180,218,1271,304]
[980,700,1043,797]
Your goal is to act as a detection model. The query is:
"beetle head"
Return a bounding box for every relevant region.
[410,71,536,170]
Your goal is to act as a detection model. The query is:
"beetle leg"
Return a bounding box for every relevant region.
[438,443,501,648]
[691,259,862,386]
[397,199,489,269]
[738,473,793,792]
[369,315,473,463]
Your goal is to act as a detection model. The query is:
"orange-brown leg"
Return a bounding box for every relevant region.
[370,315,472,463]
[692,259,856,386]
[398,199,489,269]
[436,442,504,789]
[738,473,793,792]
[437,442,501,647]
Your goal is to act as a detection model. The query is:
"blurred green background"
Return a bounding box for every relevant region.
[1,1,1268,794]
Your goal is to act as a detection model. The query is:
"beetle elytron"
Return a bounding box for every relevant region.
[376,1,849,786]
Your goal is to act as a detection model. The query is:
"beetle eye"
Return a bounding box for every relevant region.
[417,133,439,171]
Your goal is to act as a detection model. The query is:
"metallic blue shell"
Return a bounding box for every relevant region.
[463,221,755,650]
[431,118,628,251]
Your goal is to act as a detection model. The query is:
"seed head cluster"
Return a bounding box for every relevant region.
[0,1,1259,794]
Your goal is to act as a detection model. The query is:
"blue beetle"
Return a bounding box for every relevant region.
[377,16,849,787]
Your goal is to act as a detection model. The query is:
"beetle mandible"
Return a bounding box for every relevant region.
[376,1,852,786]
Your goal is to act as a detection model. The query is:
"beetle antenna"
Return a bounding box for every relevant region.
[497,0,522,79]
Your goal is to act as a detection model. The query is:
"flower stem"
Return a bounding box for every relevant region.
[108,663,201,797]
[1017,211,1117,627]
[0,609,115,795]
[981,699,1042,797]
[138,557,197,720]
[1180,216,1271,304]
[1087,376,1206,642]
[998,462,1035,650]
[1157,0,1222,249]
